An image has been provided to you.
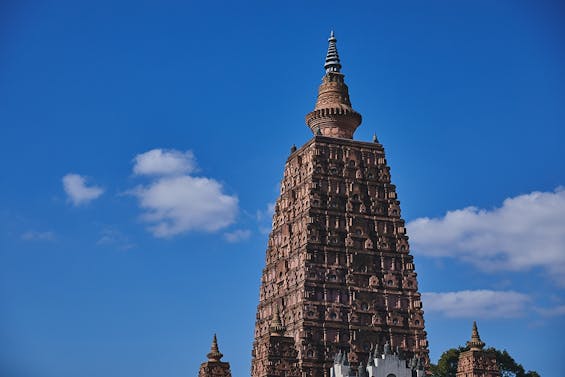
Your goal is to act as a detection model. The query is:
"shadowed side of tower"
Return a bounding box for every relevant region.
[251,33,429,377]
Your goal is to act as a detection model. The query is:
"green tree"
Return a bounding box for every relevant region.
[429,347,539,377]
[429,347,465,377]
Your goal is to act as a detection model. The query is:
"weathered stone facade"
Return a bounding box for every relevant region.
[456,322,500,377]
[251,33,429,377]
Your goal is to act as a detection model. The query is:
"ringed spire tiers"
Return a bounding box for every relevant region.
[306,31,362,139]
[324,31,341,73]
[207,334,224,361]
[199,334,232,377]
[466,321,486,351]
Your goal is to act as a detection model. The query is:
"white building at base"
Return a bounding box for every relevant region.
[330,342,425,377]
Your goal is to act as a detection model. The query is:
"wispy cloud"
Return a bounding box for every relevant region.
[422,290,531,319]
[133,149,196,176]
[408,187,565,286]
[535,305,565,317]
[97,228,135,250]
[21,231,55,241]
[224,229,251,243]
[62,173,104,206]
[131,149,238,238]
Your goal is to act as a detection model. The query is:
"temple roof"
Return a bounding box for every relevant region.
[305,32,362,139]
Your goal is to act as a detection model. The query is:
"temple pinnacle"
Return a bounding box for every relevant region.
[466,321,486,351]
[324,31,341,73]
[207,334,224,361]
[305,32,362,139]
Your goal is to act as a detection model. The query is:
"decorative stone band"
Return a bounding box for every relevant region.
[306,69,362,139]
[306,107,362,139]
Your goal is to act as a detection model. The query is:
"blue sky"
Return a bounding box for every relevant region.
[1,1,564,377]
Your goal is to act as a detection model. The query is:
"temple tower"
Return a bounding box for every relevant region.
[251,33,429,377]
[198,335,233,377]
[456,322,500,377]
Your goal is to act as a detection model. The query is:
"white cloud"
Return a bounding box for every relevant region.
[224,229,251,243]
[62,174,104,206]
[408,187,565,286]
[133,149,196,176]
[535,305,565,317]
[131,154,238,237]
[21,231,55,241]
[422,290,531,318]
[97,228,135,250]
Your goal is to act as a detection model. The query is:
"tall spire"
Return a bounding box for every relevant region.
[466,321,486,351]
[305,31,362,139]
[207,334,224,361]
[324,31,342,73]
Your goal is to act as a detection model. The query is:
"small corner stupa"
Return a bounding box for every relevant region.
[456,322,500,377]
[198,334,233,377]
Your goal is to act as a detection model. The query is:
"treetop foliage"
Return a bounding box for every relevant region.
[429,346,540,377]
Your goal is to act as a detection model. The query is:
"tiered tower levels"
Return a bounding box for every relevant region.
[252,136,428,377]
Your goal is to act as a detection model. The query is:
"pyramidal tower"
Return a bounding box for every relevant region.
[251,32,429,377]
